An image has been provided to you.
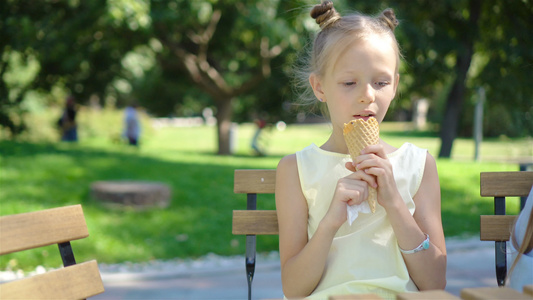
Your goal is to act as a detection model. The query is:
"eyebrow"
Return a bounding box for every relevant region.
[337,70,394,79]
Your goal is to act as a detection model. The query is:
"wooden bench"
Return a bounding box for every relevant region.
[329,286,533,300]
[232,169,277,300]
[479,171,533,286]
[461,286,533,300]
[0,204,105,299]
[232,169,533,299]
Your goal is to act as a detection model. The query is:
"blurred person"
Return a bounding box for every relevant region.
[251,116,267,156]
[123,102,140,146]
[58,95,78,142]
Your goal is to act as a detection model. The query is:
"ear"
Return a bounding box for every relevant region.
[309,73,326,102]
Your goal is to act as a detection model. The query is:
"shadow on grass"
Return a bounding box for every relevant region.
[1,140,503,268]
[0,140,278,268]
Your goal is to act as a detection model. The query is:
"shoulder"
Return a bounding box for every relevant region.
[278,153,297,167]
[422,151,438,177]
[277,154,298,181]
[276,154,303,194]
[415,151,440,201]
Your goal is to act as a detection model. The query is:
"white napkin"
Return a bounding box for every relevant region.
[347,201,371,225]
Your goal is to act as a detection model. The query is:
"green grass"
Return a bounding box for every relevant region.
[1,115,531,271]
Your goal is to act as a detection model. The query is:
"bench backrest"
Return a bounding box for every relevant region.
[232,169,277,300]
[0,204,105,299]
[232,169,278,235]
[479,171,533,287]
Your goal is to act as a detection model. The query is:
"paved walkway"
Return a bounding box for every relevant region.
[92,237,500,300]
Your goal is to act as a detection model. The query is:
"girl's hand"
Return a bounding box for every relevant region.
[352,144,402,210]
[321,168,375,230]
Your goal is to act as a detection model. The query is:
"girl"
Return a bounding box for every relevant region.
[275,1,447,299]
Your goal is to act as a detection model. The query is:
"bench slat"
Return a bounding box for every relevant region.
[0,260,105,299]
[524,284,533,297]
[397,290,460,300]
[480,171,533,197]
[0,205,89,255]
[234,169,276,194]
[480,215,517,241]
[232,210,278,235]
[329,294,384,299]
[461,287,532,300]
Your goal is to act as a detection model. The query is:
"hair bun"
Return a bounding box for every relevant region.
[311,1,341,30]
[379,8,399,31]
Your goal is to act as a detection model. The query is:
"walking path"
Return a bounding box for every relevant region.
[91,237,501,300]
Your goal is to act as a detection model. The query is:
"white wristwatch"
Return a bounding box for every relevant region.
[399,233,430,254]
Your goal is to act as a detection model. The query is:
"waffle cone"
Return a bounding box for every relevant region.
[343,117,380,213]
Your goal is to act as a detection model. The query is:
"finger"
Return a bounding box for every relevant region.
[356,170,377,188]
[353,154,373,168]
[345,190,366,206]
[354,155,382,173]
[362,144,387,159]
[347,198,360,206]
[364,167,387,180]
[344,169,376,186]
[345,161,357,172]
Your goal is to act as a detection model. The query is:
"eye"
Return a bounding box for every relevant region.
[343,81,356,87]
[376,81,390,87]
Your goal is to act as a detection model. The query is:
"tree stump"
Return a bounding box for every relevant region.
[90,181,171,210]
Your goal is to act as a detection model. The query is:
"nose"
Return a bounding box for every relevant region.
[358,83,375,103]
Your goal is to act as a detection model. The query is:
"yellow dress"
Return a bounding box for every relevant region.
[295,143,426,299]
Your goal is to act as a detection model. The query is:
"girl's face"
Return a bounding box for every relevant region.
[310,35,399,131]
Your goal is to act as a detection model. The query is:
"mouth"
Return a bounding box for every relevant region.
[353,113,375,120]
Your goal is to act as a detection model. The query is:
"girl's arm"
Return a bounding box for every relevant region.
[389,153,447,290]
[275,154,336,298]
[355,148,447,290]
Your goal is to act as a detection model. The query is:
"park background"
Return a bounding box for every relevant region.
[1,0,532,274]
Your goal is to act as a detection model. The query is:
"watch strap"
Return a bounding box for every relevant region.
[399,233,430,254]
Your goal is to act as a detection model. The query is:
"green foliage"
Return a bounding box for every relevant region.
[1,113,530,271]
[389,0,533,138]
[1,1,531,150]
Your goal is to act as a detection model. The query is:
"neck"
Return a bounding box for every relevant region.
[321,130,349,154]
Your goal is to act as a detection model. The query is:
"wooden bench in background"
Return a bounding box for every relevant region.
[479,171,533,286]
[232,169,277,300]
[0,204,105,299]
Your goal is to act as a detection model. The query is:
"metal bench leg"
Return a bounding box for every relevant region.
[245,193,257,300]
[495,241,506,286]
[246,235,256,300]
[58,241,77,267]
[494,196,506,286]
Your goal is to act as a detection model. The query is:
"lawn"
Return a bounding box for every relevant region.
[1,116,531,271]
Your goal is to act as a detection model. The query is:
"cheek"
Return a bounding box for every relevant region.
[376,102,392,122]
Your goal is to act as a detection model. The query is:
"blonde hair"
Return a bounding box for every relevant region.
[293,1,401,115]
[506,208,533,285]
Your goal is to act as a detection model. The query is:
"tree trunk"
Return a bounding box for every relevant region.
[438,0,481,158]
[438,55,471,158]
[216,98,233,155]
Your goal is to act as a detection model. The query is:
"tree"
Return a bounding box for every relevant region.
[0,0,145,134]
[360,0,533,157]
[147,0,307,154]
[3,0,531,156]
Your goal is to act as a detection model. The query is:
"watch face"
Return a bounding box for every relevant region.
[423,239,430,250]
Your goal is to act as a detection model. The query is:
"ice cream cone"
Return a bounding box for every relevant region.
[343,117,380,213]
